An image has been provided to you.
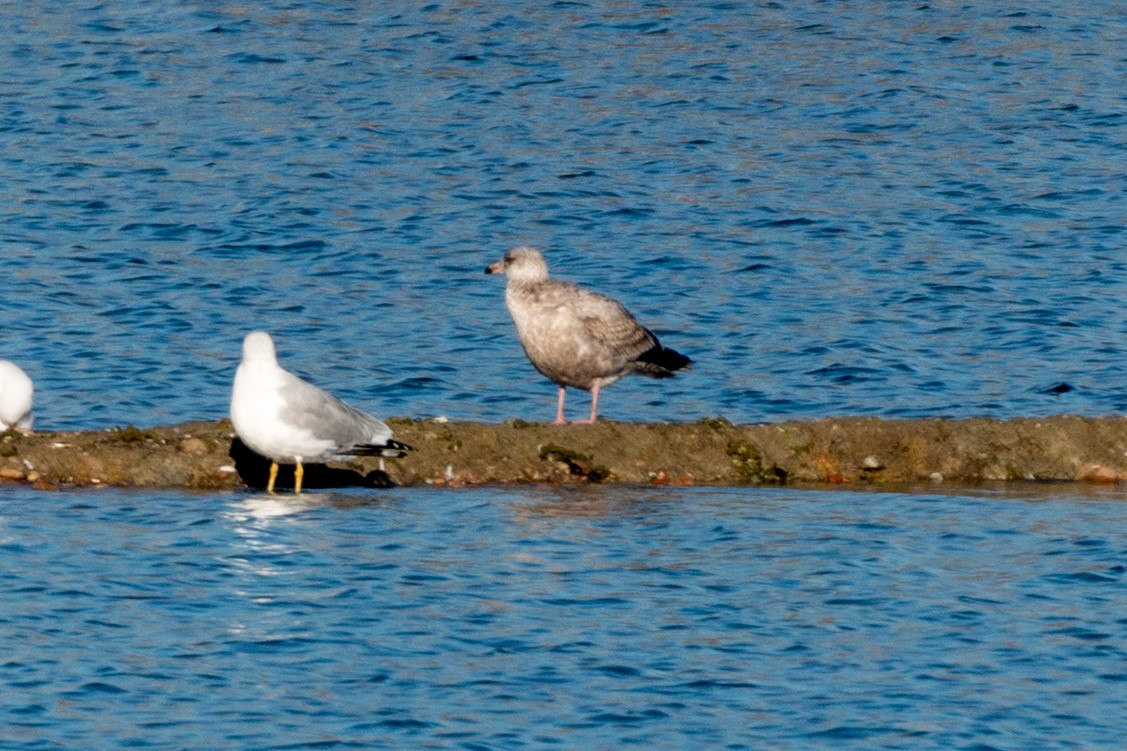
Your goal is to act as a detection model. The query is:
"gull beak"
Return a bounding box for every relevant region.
[485,260,504,274]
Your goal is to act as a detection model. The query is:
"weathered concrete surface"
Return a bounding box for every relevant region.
[1,416,1125,491]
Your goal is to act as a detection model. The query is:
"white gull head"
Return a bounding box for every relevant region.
[241,330,278,365]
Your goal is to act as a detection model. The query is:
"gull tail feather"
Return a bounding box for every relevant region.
[633,343,693,378]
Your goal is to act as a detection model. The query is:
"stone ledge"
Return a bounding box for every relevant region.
[1,415,1125,492]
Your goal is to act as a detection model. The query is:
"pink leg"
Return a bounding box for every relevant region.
[572,383,600,425]
[553,385,567,425]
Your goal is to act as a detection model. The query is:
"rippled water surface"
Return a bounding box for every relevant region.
[1,484,1125,749]
[1,2,1125,429]
[3,7,1126,747]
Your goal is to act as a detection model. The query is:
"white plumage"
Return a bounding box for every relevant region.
[0,360,34,431]
[229,331,411,493]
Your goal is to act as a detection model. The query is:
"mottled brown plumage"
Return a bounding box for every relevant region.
[486,246,692,424]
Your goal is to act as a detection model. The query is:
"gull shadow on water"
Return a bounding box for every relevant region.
[228,437,396,491]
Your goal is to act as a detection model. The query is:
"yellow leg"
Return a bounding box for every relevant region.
[294,462,304,494]
[267,461,278,494]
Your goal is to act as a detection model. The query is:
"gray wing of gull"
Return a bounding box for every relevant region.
[277,370,393,451]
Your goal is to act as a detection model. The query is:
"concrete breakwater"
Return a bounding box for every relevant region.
[2,415,1126,492]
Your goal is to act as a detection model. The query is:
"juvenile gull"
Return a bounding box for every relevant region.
[0,359,34,431]
[486,246,692,424]
[229,331,412,494]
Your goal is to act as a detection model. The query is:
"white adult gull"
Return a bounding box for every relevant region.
[486,246,692,424]
[230,331,412,494]
[0,359,34,431]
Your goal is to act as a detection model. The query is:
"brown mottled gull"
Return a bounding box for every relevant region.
[485,246,692,424]
[230,331,413,494]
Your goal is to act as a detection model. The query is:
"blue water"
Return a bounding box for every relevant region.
[3,5,1127,749]
[1,484,1125,750]
[1,2,1125,430]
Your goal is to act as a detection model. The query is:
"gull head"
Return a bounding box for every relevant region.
[242,331,278,365]
[485,246,550,284]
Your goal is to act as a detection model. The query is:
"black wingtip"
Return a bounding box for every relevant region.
[635,344,693,377]
[343,439,415,458]
[387,439,415,454]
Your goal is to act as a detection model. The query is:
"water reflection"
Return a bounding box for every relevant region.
[229,492,333,520]
[226,489,398,522]
[508,484,683,521]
